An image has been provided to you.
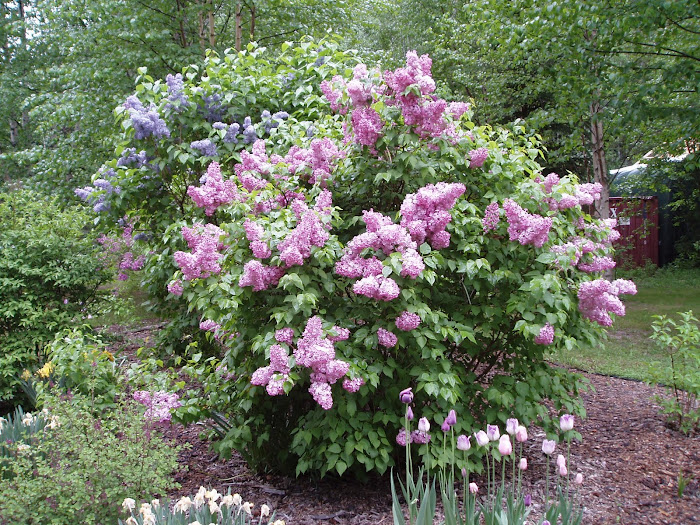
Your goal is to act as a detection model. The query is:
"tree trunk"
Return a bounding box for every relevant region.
[9,118,19,147]
[235,2,242,51]
[590,100,609,221]
[208,0,216,48]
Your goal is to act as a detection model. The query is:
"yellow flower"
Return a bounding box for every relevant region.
[101,350,115,362]
[37,362,54,379]
[20,369,32,381]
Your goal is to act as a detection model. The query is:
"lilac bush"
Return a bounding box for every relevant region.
[87,41,635,477]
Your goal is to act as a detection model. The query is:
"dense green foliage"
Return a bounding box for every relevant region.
[0,393,182,525]
[0,190,110,405]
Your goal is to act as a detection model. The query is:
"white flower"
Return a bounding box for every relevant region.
[206,488,221,502]
[122,498,136,512]
[139,502,152,516]
[232,493,242,506]
[151,498,160,508]
[208,500,220,514]
[125,518,138,525]
[174,496,193,513]
[273,521,286,525]
[47,416,60,429]
[21,413,34,426]
[221,494,234,507]
[16,443,30,454]
[261,504,270,517]
[188,522,202,525]
[194,487,207,508]
[242,501,254,515]
[142,510,156,525]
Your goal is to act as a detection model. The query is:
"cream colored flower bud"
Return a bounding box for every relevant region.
[121,498,136,512]
[261,504,270,517]
[174,496,193,513]
[232,493,242,506]
[242,501,254,515]
[221,494,234,507]
[125,518,138,525]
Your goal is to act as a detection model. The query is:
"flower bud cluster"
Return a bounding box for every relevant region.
[188,162,241,216]
[400,182,466,249]
[133,390,181,423]
[502,199,552,248]
[123,95,170,140]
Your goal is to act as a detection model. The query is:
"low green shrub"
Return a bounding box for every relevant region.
[0,190,111,405]
[649,311,700,435]
[0,392,182,525]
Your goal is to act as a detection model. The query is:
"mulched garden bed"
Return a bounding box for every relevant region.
[112,325,700,524]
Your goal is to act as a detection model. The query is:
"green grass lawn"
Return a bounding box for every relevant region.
[553,267,700,381]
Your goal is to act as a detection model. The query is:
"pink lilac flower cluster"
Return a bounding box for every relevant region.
[469,147,489,168]
[167,279,183,296]
[251,317,361,409]
[482,202,500,232]
[199,319,220,332]
[545,178,604,211]
[377,327,398,347]
[400,182,467,249]
[187,162,241,216]
[395,311,421,331]
[96,218,146,282]
[502,199,552,248]
[535,323,555,345]
[244,218,271,259]
[284,138,344,185]
[581,218,621,244]
[277,200,330,267]
[233,139,279,192]
[173,223,226,280]
[238,260,285,291]
[133,390,181,423]
[578,278,637,326]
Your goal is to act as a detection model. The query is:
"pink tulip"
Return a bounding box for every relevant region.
[457,434,471,451]
[542,439,556,455]
[418,417,430,433]
[575,473,583,485]
[445,409,457,427]
[475,430,489,447]
[560,414,574,432]
[506,418,519,435]
[441,421,450,433]
[486,424,500,441]
[469,482,478,494]
[519,458,527,470]
[556,454,566,468]
[515,425,528,443]
[558,463,568,476]
[498,434,512,456]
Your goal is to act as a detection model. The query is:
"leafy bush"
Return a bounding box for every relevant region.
[89,42,632,478]
[649,311,700,435]
[0,406,51,473]
[34,327,121,412]
[0,392,182,525]
[0,190,111,405]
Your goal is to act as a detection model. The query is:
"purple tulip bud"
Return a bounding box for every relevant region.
[543,521,551,525]
[461,467,467,478]
[406,406,414,421]
[506,418,519,435]
[441,421,451,433]
[418,417,430,433]
[445,409,457,427]
[399,387,414,404]
[560,414,574,432]
[524,494,532,506]
[457,434,471,451]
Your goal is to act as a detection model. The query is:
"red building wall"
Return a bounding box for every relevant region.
[609,197,659,267]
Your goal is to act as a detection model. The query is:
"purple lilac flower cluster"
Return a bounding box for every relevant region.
[187,162,241,216]
[468,147,489,169]
[278,199,330,267]
[133,390,181,423]
[167,279,184,296]
[502,199,552,248]
[377,327,398,348]
[123,95,170,140]
[238,260,285,291]
[482,202,500,232]
[251,316,362,408]
[116,148,150,169]
[284,137,344,186]
[190,138,218,158]
[534,323,555,345]
[173,223,226,280]
[395,311,421,331]
[164,73,190,113]
[541,174,603,211]
[578,278,637,326]
[75,168,119,213]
